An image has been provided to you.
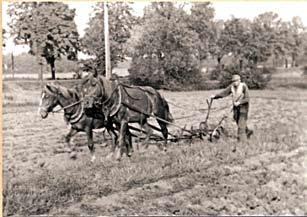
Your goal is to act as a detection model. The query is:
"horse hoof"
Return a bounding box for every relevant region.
[115,149,122,161]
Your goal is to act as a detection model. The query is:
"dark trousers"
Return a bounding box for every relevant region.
[233,106,251,142]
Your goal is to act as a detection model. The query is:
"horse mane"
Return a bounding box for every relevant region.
[98,75,113,99]
[69,86,81,101]
[55,85,72,99]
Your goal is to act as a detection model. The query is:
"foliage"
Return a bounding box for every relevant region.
[212,13,307,70]
[124,24,144,57]
[81,2,137,75]
[217,17,250,66]
[7,2,80,79]
[217,17,274,67]
[187,2,215,60]
[129,2,202,89]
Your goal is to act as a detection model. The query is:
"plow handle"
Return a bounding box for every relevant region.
[205,98,213,123]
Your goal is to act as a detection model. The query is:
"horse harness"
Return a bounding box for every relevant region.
[44,87,85,125]
[91,81,152,120]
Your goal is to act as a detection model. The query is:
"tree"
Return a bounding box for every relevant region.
[217,16,277,69]
[289,17,305,67]
[124,24,144,57]
[81,2,137,75]
[129,2,202,89]
[300,32,307,63]
[188,2,215,60]
[245,12,278,65]
[218,17,252,69]
[8,2,80,79]
[212,16,275,89]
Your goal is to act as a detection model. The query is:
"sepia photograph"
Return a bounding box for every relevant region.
[2,1,307,216]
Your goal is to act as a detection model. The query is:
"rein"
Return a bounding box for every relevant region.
[167,100,231,114]
[51,99,83,113]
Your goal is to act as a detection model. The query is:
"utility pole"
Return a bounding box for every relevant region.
[11,53,15,79]
[104,2,111,80]
[34,5,44,86]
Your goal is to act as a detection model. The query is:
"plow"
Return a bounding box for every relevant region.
[122,98,230,144]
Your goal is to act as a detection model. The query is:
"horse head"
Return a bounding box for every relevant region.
[80,74,105,110]
[38,83,60,119]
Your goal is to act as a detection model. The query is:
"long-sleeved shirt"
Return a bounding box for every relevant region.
[213,82,250,113]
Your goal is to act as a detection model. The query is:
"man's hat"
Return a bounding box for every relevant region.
[231,74,241,82]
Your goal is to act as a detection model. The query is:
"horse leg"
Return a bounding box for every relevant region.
[116,121,128,161]
[125,128,133,157]
[101,128,108,147]
[158,120,168,152]
[106,125,118,159]
[65,128,78,153]
[85,128,95,162]
[141,121,153,149]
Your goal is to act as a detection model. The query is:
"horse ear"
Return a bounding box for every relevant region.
[46,83,58,94]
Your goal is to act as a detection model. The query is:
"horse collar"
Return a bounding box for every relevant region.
[65,103,85,125]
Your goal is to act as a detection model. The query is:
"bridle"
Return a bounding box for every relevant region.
[40,88,83,114]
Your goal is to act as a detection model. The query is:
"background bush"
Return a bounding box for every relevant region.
[216,64,273,89]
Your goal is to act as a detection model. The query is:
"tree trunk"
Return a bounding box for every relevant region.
[254,56,258,66]
[291,54,296,67]
[285,58,288,68]
[239,59,243,70]
[49,57,56,80]
[217,56,221,66]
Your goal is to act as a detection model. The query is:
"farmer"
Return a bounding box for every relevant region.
[209,74,253,142]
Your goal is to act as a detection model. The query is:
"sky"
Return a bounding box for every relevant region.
[2,1,307,56]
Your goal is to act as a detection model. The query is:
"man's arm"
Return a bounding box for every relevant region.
[213,85,232,99]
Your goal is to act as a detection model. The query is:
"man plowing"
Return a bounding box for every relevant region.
[209,74,253,143]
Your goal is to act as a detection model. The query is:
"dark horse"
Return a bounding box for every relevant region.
[81,74,173,160]
[38,83,117,162]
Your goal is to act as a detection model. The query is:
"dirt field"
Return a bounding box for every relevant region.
[3,79,307,216]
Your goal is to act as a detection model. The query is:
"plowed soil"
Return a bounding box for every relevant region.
[3,83,307,216]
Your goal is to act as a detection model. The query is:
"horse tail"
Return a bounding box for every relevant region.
[142,86,173,125]
[157,93,173,125]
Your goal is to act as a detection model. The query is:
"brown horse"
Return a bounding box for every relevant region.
[38,83,117,162]
[80,74,173,160]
